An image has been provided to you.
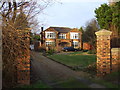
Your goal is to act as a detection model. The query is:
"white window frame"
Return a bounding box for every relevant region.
[46,41,55,46]
[73,41,79,48]
[70,32,79,39]
[45,31,56,39]
[59,34,66,39]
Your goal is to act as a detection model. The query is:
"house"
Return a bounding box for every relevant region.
[40,27,82,51]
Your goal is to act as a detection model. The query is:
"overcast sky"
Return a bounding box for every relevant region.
[37,0,108,32]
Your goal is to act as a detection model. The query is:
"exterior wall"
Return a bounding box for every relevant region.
[41,29,57,50]
[67,32,70,39]
[69,28,82,49]
[34,41,41,51]
[111,48,120,72]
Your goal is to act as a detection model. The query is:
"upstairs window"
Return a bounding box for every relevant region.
[70,33,79,39]
[45,32,56,39]
[59,34,66,39]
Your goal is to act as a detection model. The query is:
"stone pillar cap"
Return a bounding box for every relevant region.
[111,48,120,52]
[95,29,112,36]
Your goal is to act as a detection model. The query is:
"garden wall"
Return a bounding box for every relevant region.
[111,48,120,72]
[83,42,92,50]
[34,41,41,51]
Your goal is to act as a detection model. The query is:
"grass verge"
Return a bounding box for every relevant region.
[55,79,89,88]
[18,81,51,88]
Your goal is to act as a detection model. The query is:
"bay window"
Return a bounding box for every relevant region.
[73,41,79,48]
[45,32,56,39]
[59,34,66,39]
[70,32,79,39]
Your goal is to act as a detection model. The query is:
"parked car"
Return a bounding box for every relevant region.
[63,47,78,51]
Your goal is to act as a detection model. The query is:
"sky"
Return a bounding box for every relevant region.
[37,0,109,32]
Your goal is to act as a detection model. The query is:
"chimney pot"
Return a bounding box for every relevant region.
[41,27,43,32]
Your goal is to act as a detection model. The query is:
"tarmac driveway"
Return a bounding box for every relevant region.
[30,51,106,88]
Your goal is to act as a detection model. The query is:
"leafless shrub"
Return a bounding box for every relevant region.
[0,0,55,88]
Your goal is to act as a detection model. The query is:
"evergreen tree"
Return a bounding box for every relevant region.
[95,1,120,36]
[95,4,112,30]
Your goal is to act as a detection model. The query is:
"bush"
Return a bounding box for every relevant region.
[83,63,97,76]
[46,49,55,55]
[87,50,96,54]
[82,50,88,52]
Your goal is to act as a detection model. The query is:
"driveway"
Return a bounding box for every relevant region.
[30,51,106,88]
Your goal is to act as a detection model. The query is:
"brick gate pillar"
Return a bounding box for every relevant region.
[95,29,112,76]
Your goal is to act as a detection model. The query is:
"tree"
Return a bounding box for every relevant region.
[95,1,120,36]
[95,4,112,29]
[79,27,84,32]
[111,1,120,36]
[82,19,99,50]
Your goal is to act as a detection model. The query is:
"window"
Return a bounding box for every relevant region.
[46,41,55,46]
[45,32,56,39]
[73,41,79,48]
[70,33,79,39]
[59,34,66,39]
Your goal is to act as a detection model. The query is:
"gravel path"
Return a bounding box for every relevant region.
[30,51,106,88]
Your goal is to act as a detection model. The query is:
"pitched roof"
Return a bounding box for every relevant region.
[48,27,72,33]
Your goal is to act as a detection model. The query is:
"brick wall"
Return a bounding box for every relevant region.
[17,55,30,85]
[34,41,41,51]
[83,42,92,50]
[111,48,120,72]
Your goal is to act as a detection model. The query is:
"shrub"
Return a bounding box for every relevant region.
[84,63,97,76]
[87,50,96,54]
[46,49,55,55]
[83,50,88,52]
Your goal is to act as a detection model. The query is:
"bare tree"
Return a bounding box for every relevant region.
[82,19,99,51]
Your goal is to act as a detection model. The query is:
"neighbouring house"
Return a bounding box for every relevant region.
[40,27,82,51]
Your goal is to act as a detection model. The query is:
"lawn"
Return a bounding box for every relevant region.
[48,51,96,68]
[56,79,89,88]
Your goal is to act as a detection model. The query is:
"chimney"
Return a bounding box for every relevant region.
[108,0,116,6]
[41,27,44,32]
[41,27,44,44]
